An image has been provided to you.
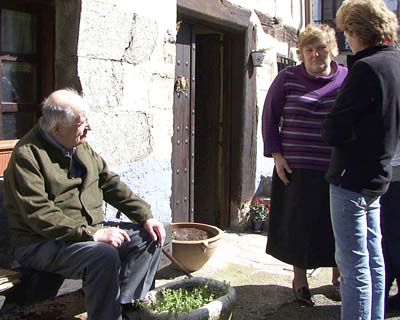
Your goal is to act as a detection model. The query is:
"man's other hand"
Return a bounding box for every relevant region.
[143,218,166,247]
[93,227,130,248]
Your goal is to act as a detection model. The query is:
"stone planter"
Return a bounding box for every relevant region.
[171,223,223,272]
[143,277,236,320]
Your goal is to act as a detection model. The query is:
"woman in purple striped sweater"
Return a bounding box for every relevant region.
[262,24,348,306]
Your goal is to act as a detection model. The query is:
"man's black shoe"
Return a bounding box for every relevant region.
[121,300,144,320]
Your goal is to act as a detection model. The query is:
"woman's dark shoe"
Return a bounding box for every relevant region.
[331,281,341,301]
[387,294,400,311]
[292,281,315,306]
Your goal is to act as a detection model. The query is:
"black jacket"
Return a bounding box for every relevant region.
[322,45,400,196]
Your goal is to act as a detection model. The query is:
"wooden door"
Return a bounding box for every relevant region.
[172,22,230,227]
[172,22,193,222]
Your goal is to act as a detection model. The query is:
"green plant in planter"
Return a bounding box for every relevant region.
[248,198,270,221]
[147,283,229,314]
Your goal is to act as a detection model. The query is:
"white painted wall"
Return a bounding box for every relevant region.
[232,1,305,192]
[232,0,305,30]
[77,0,177,222]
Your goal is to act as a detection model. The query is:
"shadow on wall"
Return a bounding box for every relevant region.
[56,0,83,91]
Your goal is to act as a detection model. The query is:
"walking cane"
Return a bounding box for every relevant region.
[115,211,193,278]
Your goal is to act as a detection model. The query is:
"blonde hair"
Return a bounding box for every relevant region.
[297,24,339,61]
[336,0,398,45]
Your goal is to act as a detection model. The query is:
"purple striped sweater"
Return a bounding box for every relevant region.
[262,62,348,172]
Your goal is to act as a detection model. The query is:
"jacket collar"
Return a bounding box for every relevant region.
[347,44,395,68]
[34,123,86,164]
[38,121,76,158]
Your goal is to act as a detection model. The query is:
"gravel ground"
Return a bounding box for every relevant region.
[1,229,399,320]
[157,229,400,320]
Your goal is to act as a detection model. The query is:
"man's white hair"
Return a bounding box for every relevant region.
[40,88,82,132]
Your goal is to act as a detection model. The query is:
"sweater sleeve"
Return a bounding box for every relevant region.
[262,70,286,157]
[322,62,380,146]
[89,146,153,224]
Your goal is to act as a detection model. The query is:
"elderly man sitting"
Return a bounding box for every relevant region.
[3,89,166,320]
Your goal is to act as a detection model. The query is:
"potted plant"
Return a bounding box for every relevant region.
[143,277,236,320]
[250,48,268,67]
[247,198,270,233]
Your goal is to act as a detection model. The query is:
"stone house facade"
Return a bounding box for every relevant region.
[0,0,311,230]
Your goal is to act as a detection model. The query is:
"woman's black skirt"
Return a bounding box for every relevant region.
[266,168,336,269]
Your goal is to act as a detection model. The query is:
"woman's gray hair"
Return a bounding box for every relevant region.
[40,88,81,132]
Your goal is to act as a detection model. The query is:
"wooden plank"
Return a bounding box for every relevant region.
[0,139,17,175]
[228,24,257,225]
[177,0,251,31]
[0,268,20,277]
[172,22,192,222]
[0,268,20,293]
[74,312,87,320]
[0,278,20,292]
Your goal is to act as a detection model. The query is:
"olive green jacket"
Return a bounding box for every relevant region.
[4,125,152,248]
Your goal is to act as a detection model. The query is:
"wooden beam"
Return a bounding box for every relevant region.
[177,0,251,31]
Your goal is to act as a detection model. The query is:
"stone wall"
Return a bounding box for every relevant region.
[55,0,177,223]
[52,0,306,223]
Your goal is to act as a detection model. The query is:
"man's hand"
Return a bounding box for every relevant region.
[143,218,166,247]
[93,227,130,248]
[272,152,292,186]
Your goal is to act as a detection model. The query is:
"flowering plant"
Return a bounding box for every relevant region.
[248,198,270,221]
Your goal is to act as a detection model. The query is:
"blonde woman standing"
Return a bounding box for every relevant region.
[322,1,400,319]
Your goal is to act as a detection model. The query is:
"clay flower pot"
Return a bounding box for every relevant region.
[143,277,236,320]
[171,223,223,272]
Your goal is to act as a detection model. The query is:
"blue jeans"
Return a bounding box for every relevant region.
[330,184,385,320]
[380,180,400,298]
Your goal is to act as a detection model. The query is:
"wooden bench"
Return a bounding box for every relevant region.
[0,268,20,293]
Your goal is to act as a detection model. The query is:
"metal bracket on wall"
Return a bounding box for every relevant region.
[174,75,189,97]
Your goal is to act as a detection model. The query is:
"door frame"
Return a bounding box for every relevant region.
[173,0,257,227]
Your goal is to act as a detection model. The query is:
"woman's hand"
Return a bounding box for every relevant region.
[272,153,292,186]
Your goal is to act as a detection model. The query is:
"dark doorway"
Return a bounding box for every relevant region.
[194,32,223,226]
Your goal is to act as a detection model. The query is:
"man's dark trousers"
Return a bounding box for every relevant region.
[13,224,162,320]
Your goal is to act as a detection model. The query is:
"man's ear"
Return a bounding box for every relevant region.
[51,123,63,138]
